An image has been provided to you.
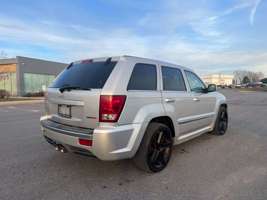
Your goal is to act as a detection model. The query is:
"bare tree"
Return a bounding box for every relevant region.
[247,71,254,82]
[234,70,247,84]
[256,72,265,81]
[0,50,8,59]
[234,70,264,84]
[247,71,265,82]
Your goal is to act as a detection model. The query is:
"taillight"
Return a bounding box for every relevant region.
[99,95,126,122]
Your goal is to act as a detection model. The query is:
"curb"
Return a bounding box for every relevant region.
[0,100,44,106]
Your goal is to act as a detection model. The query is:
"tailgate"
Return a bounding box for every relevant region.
[46,88,100,129]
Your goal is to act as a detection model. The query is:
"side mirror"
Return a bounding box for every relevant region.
[207,84,217,92]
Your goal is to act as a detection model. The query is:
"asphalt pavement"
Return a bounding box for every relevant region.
[0,89,266,200]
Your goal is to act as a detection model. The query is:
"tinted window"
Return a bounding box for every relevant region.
[185,71,206,92]
[162,66,186,91]
[127,63,157,90]
[50,60,117,89]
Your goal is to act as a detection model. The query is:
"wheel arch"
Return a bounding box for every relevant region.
[220,103,227,109]
[149,116,175,138]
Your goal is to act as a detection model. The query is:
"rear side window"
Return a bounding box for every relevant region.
[127,63,157,90]
[162,66,186,91]
[50,60,117,89]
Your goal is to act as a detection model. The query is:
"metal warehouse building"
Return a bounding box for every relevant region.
[0,56,67,96]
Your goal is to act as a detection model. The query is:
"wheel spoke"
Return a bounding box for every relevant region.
[150,149,160,163]
[220,111,225,120]
[157,131,163,144]
[219,121,227,133]
[162,148,171,164]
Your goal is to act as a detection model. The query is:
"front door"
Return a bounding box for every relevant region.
[181,70,217,133]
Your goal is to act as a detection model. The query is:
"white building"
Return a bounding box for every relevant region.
[202,74,234,86]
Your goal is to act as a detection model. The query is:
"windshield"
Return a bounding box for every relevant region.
[50,60,117,89]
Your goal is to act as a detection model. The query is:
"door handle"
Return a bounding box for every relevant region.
[193,97,200,102]
[165,98,175,103]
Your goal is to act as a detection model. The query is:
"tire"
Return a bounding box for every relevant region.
[133,122,173,173]
[211,106,228,135]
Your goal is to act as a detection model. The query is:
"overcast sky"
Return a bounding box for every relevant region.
[0,0,266,75]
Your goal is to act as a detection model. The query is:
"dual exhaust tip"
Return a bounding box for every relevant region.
[55,144,67,153]
[44,136,68,153]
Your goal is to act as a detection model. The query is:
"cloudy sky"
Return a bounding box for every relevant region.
[0,0,266,75]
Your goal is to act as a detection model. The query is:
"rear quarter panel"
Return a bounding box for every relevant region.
[119,91,165,125]
[102,57,166,125]
[100,57,168,157]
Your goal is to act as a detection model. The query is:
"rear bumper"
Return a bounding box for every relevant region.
[40,117,143,160]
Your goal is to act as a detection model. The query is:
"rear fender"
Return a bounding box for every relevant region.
[127,103,167,157]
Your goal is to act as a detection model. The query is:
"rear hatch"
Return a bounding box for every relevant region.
[46,58,117,129]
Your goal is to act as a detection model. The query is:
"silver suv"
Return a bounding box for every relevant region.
[40,56,228,172]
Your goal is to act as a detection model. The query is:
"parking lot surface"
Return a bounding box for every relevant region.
[0,89,266,200]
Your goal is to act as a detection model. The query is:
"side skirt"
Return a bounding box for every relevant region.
[174,126,212,145]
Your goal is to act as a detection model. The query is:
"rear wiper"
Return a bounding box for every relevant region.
[59,86,91,93]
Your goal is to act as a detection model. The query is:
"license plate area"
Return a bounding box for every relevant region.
[58,104,71,118]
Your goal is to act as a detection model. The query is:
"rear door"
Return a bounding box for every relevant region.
[46,58,117,129]
[160,66,192,136]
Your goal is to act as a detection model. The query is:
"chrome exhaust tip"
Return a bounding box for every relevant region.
[55,144,67,153]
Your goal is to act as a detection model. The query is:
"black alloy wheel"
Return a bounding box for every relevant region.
[211,106,228,135]
[133,122,173,173]
[218,108,228,135]
[147,129,173,172]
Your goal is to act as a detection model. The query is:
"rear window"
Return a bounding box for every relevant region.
[127,63,157,90]
[50,60,117,89]
[162,66,186,91]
